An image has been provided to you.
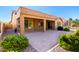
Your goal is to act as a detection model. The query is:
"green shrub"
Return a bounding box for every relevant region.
[0,35,29,52]
[59,32,79,51]
[74,30,79,36]
[64,27,70,31]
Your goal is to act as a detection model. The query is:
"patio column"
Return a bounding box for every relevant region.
[55,20,57,30]
[44,19,46,32]
[20,15,24,35]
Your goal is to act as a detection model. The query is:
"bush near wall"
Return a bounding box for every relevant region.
[59,30,79,51]
[63,27,70,31]
[0,35,29,52]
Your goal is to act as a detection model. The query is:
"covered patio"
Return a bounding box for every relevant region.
[17,16,56,34]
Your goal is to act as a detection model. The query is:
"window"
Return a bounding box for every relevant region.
[38,21,43,27]
[40,22,43,26]
[24,17,33,29]
[24,20,28,28]
[28,20,33,29]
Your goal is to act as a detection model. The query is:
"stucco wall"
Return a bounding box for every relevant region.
[11,11,17,29]
[56,18,64,27]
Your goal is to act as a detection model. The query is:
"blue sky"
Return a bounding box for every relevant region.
[0,6,79,22]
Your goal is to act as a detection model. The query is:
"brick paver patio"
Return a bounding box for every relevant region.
[25,30,71,52]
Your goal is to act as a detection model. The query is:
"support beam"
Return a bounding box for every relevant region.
[20,15,24,35]
[55,20,57,30]
[44,19,46,32]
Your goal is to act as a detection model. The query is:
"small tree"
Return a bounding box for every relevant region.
[68,18,73,26]
[69,18,73,21]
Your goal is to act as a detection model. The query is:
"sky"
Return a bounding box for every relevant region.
[0,6,79,22]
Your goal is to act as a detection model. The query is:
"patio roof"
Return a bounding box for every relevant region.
[17,7,58,20]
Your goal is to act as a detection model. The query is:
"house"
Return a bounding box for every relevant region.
[11,7,64,34]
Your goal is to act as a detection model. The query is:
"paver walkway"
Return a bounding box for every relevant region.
[26,30,71,52]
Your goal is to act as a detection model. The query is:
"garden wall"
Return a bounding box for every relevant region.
[3,23,12,32]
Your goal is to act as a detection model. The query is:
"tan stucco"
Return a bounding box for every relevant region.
[56,17,64,27]
[11,7,64,35]
[11,11,17,29]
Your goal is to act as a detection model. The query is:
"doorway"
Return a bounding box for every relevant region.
[46,20,55,30]
[48,21,52,29]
